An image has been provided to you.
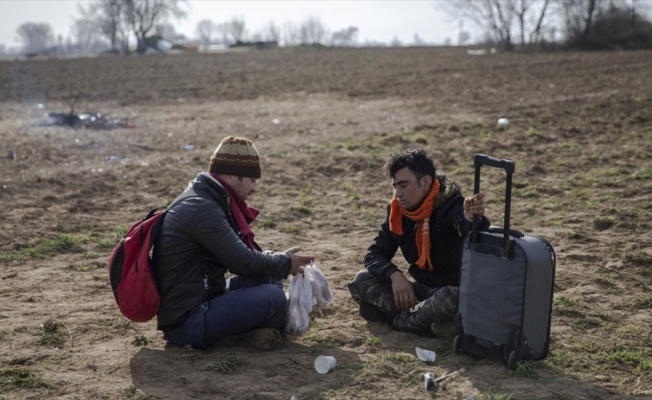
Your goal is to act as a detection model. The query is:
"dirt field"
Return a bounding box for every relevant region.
[0,47,651,400]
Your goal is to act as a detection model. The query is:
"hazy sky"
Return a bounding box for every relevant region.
[0,0,469,49]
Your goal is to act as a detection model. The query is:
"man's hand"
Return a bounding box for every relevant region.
[284,246,315,276]
[464,192,486,221]
[390,271,417,311]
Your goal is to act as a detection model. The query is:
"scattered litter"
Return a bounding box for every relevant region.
[433,367,467,390]
[106,155,121,162]
[466,48,496,55]
[130,143,154,151]
[415,347,436,363]
[421,372,436,391]
[418,368,467,391]
[36,110,134,130]
[314,355,337,374]
[497,117,509,127]
[272,118,281,125]
[183,144,195,151]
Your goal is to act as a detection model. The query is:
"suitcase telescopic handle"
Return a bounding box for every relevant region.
[471,154,516,259]
[473,154,516,174]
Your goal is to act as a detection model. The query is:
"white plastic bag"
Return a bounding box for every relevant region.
[285,271,314,336]
[305,263,333,311]
[285,263,333,336]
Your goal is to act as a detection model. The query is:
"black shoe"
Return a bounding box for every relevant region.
[218,328,283,351]
[430,321,455,338]
[244,328,283,351]
[359,303,394,325]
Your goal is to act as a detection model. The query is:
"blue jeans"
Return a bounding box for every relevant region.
[172,276,287,348]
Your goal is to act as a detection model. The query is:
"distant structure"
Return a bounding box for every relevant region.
[229,40,278,50]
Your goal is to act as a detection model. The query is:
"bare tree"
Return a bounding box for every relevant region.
[16,22,54,54]
[70,18,108,54]
[437,0,516,50]
[557,0,604,45]
[626,0,652,31]
[298,15,328,45]
[528,0,552,45]
[559,0,652,48]
[501,0,553,47]
[260,20,281,43]
[413,33,426,46]
[457,20,471,45]
[195,19,217,48]
[77,0,125,52]
[509,0,528,45]
[123,0,187,53]
[56,34,65,55]
[458,31,471,45]
[331,26,358,47]
[155,22,185,42]
[282,21,301,46]
[215,22,230,45]
[510,0,531,45]
[223,17,247,44]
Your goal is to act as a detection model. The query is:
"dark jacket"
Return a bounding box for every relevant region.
[153,172,292,331]
[364,176,490,288]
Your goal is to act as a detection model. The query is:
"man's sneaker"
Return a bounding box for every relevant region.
[219,328,283,351]
[430,321,455,338]
[359,303,394,325]
[245,328,283,351]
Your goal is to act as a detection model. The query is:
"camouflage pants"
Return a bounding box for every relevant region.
[347,270,458,335]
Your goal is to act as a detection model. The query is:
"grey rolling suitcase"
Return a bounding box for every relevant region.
[453,154,556,369]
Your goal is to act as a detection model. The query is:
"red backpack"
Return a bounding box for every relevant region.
[108,207,167,322]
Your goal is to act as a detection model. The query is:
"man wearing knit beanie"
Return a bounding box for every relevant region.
[152,135,314,350]
[208,136,262,179]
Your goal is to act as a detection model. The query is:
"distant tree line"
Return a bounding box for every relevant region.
[11,0,188,55]
[438,0,652,51]
[193,16,358,49]
[8,0,652,56]
[9,0,361,56]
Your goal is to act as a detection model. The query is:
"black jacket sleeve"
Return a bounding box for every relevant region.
[363,205,403,283]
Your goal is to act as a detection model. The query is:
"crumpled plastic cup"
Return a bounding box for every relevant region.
[415,347,436,363]
[314,355,337,374]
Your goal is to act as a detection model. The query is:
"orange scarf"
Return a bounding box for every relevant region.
[389,179,440,270]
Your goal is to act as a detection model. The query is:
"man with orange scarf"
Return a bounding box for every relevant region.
[348,149,489,336]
